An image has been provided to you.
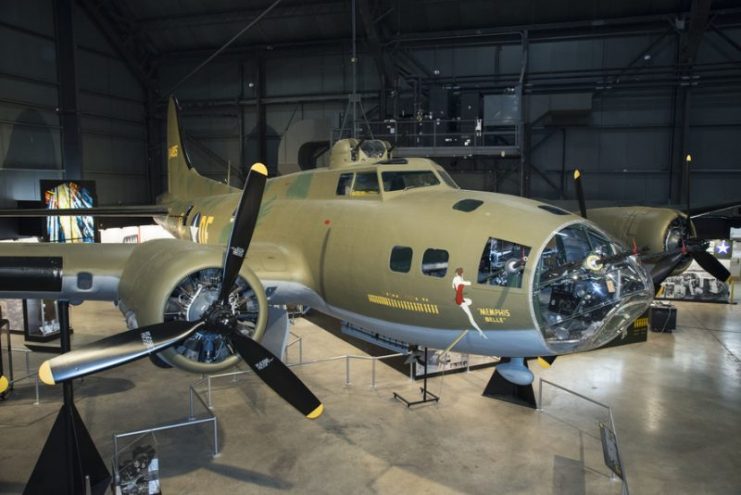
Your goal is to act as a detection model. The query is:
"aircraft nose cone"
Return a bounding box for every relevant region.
[531,224,653,355]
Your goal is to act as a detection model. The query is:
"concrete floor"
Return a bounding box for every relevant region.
[0,300,740,494]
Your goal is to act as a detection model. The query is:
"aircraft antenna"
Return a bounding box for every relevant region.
[166,0,284,96]
[352,0,358,138]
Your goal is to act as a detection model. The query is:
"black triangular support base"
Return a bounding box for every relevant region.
[24,402,110,495]
[482,359,537,409]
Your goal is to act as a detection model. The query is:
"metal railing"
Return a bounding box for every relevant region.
[332,118,519,152]
[283,331,303,364]
[200,351,411,409]
[1,318,41,404]
[112,383,219,486]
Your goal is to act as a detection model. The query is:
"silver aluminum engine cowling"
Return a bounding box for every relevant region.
[117,239,268,374]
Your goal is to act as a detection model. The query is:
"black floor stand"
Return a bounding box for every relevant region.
[393,348,439,407]
[482,358,537,409]
[24,302,110,495]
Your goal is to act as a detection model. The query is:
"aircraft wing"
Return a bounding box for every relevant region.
[0,242,137,302]
[0,205,171,217]
[689,202,741,219]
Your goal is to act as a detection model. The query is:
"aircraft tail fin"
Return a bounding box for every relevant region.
[165,97,234,200]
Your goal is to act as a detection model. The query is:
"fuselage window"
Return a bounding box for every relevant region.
[382,171,440,191]
[352,172,380,196]
[336,173,354,195]
[390,246,413,273]
[477,237,531,288]
[422,248,449,277]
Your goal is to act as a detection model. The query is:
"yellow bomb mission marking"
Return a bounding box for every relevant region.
[368,294,439,315]
[168,144,179,158]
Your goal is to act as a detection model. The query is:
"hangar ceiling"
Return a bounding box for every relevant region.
[85,0,741,92]
[1,0,740,233]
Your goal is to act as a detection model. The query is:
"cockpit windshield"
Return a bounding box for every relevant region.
[532,223,652,353]
[382,171,440,191]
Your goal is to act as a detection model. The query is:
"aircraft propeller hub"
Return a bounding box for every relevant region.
[205,303,237,335]
[163,267,258,365]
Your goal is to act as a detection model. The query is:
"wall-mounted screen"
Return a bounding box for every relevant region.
[40,180,97,243]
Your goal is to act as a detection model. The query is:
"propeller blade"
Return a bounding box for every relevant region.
[536,356,557,369]
[692,250,731,282]
[650,252,688,291]
[230,332,323,419]
[219,163,268,304]
[573,169,587,219]
[38,320,204,385]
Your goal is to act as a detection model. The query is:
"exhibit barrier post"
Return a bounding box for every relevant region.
[1,315,47,404]
[284,332,303,364]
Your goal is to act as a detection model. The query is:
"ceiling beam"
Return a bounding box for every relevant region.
[357,0,398,89]
[681,0,713,65]
[77,0,159,92]
[139,1,348,31]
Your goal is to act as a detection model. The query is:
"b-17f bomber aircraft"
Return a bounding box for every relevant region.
[0,98,657,415]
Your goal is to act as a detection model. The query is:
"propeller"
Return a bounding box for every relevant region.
[573,169,587,219]
[39,163,324,420]
[650,239,731,291]
[570,164,730,292]
[38,320,204,385]
[649,155,731,290]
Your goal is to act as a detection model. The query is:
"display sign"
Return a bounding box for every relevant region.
[114,441,161,495]
[414,350,498,379]
[659,255,731,303]
[599,422,624,481]
[40,180,97,243]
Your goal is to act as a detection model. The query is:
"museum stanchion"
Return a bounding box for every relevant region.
[393,347,439,407]
[24,301,110,495]
[0,313,10,399]
[482,358,537,409]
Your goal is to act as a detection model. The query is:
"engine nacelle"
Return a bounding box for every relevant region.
[117,239,268,374]
[588,206,694,274]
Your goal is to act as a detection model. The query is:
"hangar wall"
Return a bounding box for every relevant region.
[0,0,147,238]
[161,25,741,207]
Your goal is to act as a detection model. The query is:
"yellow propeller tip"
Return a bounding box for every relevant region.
[251,163,268,176]
[38,361,56,385]
[306,403,324,419]
[573,169,581,179]
[0,375,8,394]
[536,357,552,369]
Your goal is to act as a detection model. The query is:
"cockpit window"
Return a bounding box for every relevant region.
[360,140,387,159]
[477,238,530,288]
[422,249,449,277]
[437,169,459,189]
[382,171,440,191]
[352,172,380,195]
[336,173,353,196]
